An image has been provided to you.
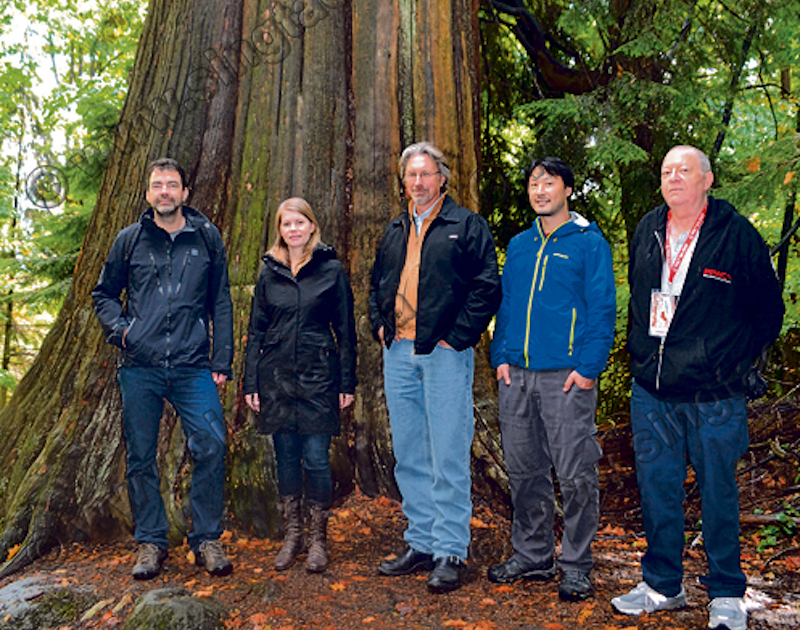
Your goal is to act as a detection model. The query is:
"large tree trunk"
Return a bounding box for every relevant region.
[0,0,506,577]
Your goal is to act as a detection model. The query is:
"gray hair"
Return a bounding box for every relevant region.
[399,141,451,192]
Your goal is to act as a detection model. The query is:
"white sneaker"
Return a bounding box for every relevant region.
[611,581,688,615]
[708,597,747,630]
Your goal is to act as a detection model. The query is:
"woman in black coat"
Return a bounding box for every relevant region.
[244,197,357,573]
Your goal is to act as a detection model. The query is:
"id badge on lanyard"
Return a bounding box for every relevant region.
[649,290,675,338]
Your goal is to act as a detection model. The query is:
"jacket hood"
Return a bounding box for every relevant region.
[535,210,602,238]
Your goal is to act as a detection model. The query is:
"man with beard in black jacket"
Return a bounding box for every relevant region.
[93,158,234,580]
[611,146,784,630]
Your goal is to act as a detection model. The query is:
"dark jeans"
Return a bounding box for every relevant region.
[631,381,748,599]
[118,367,226,552]
[272,432,332,506]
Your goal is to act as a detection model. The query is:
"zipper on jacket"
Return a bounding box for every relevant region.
[524,241,547,368]
[175,250,191,295]
[569,308,576,356]
[539,255,549,291]
[165,242,174,366]
[653,229,666,391]
[150,253,164,295]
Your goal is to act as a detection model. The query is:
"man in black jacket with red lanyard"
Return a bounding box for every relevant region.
[612,146,784,630]
[93,158,234,581]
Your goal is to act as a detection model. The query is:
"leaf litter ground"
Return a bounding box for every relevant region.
[3,398,800,629]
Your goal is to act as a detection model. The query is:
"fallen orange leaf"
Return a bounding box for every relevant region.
[247,612,270,625]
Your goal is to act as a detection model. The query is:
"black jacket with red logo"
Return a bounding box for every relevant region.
[627,196,784,401]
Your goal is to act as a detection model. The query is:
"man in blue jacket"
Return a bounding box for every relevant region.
[490,157,615,601]
[370,142,501,593]
[612,146,784,630]
[93,158,234,580]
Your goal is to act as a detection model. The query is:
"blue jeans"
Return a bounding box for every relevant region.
[383,339,474,560]
[272,432,332,506]
[631,381,749,598]
[118,367,226,552]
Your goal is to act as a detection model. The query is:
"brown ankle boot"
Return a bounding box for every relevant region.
[305,505,330,573]
[274,496,304,570]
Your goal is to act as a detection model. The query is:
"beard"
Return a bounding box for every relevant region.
[154,201,181,217]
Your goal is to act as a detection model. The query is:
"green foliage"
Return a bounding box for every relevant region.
[0,0,144,388]
[754,503,799,553]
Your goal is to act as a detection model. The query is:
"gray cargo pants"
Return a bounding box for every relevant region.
[498,365,602,573]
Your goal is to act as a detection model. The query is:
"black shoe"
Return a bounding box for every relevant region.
[427,556,468,594]
[558,570,593,601]
[487,555,556,583]
[132,543,167,580]
[378,546,435,576]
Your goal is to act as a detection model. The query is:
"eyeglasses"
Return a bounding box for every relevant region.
[150,182,182,191]
[404,171,441,181]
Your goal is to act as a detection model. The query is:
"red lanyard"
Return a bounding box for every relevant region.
[665,204,706,284]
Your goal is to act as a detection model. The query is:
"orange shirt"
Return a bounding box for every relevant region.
[395,197,445,340]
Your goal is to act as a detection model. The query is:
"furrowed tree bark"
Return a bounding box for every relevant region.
[0,0,507,577]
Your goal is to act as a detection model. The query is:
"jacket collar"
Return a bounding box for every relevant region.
[534,210,595,239]
[652,195,736,235]
[392,194,461,227]
[140,205,204,233]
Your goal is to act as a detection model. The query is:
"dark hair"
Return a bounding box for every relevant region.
[148,158,187,189]
[524,157,574,190]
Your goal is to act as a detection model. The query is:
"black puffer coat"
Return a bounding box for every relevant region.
[243,245,357,435]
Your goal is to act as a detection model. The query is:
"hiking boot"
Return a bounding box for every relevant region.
[611,581,687,615]
[195,539,233,577]
[132,543,167,580]
[487,555,556,583]
[274,495,304,570]
[305,505,330,573]
[559,570,593,601]
[708,597,747,630]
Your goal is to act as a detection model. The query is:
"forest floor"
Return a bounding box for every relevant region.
[2,398,800,630]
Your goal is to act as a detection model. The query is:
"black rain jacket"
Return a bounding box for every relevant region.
[627,196,784,401]
[243,245,357,435]
[368,195,501,354]
[92,207,234,376]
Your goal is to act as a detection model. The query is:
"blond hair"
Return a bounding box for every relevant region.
[267,197,322,275]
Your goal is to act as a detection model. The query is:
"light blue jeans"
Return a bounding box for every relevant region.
[383,339,475,560]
